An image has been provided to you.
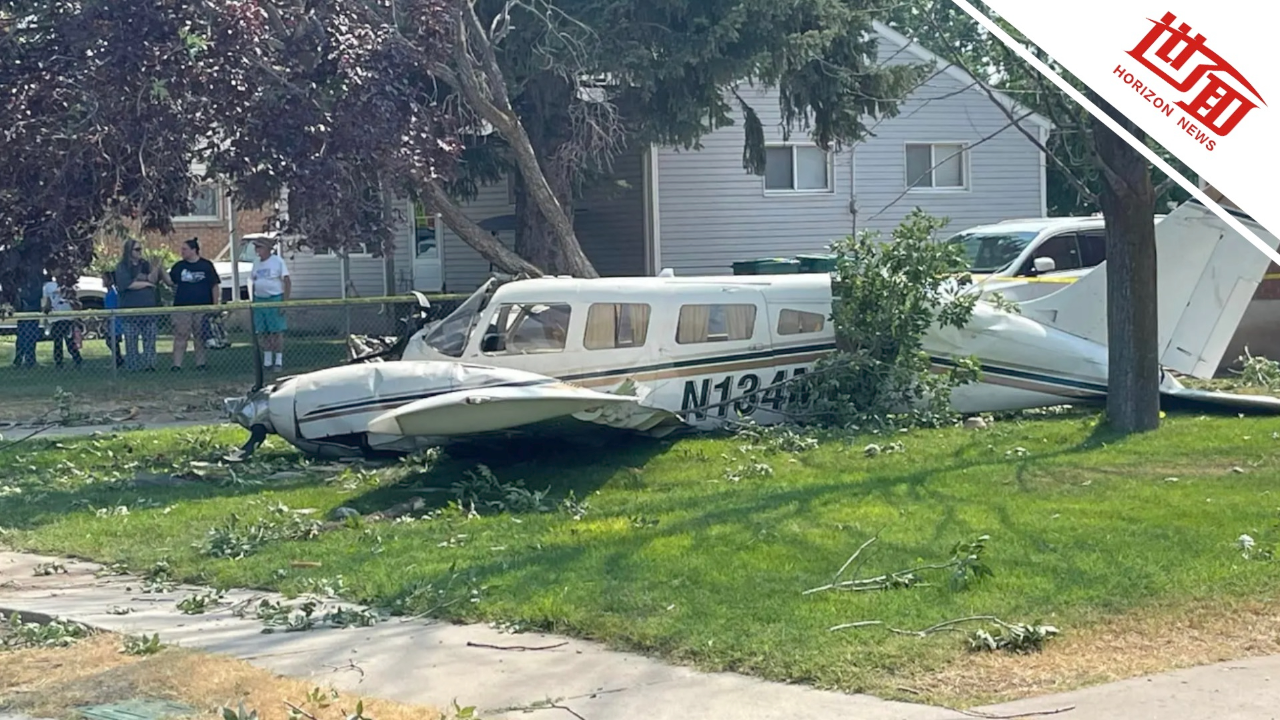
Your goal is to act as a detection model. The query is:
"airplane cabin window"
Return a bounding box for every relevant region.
[676,303,756,344]
[584,303,651,350]
[777,309,826,335]
[480,302,572,354]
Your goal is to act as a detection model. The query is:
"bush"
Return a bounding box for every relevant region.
[796,209,982,430]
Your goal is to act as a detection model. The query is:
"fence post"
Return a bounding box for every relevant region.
[109,307,118,385]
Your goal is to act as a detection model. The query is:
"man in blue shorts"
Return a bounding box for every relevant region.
[250,235,291,372]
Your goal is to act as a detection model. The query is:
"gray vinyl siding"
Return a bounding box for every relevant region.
[282,198,415,300]
[654,33,1046,276]
[850,41,1044,239]
[655,82,855,276]
[441,181,515,293]
[440,146,647,292]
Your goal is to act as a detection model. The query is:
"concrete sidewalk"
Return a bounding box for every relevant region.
[2,550,1278,720]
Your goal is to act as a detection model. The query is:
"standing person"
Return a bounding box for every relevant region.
[41,271,82,368]
[11,268,41,368]
[168,237,220,371]
[250,236,290,372]
[102,271,125,366]
[113,238,161,371]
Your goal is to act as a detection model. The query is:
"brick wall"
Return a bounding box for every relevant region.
[95,205,274,262]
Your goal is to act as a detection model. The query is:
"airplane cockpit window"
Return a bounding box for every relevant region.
[777,309,826,335]
[584,303,651,350]
[424,279,495,357]
[676,304,756,344]
[481,302,573,354]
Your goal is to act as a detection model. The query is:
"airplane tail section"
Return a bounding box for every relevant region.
[1017,196,1280,379]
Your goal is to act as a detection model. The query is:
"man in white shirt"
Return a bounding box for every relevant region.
[250,236,291,371]
[41,272,82,368]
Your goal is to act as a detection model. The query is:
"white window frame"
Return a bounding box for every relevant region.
[173,181,223,223]
[762,143,835,196]
[903,141,971,193]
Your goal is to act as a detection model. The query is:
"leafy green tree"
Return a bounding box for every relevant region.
[883,1,1171,433]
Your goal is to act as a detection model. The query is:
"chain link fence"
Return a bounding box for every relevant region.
[0,294,465,428]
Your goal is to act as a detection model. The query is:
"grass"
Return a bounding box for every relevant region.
[0,627,445,720]
[0,334,348,422]
[2,413,1280,706]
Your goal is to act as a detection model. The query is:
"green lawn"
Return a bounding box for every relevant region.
[2,414,1279,705]
[0,334,349,421]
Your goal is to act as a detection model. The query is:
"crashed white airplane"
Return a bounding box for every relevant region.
[224,197,1280,459]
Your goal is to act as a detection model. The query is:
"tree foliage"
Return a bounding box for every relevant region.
[797,209,981,431]
[0,0,462,301]
[424,0,930,275]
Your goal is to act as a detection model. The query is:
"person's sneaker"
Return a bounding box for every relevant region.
[171,366,181,372]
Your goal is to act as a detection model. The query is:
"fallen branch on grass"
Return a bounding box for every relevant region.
[283,701,319,720]
[804,534,994,595]
[830,615,1059,654]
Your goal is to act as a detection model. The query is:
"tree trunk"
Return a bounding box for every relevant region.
[1088,90,1160,434]
[511,73,596,276]
[446,4,598,278]
[418,178,543,278]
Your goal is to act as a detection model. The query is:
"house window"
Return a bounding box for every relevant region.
[905,143,968,190]
[480,302,572,354]
[764,145,831,192]
[675,304,757,344]
[584,303,650,350]
[174,182,221,222]
[776,309,826,336]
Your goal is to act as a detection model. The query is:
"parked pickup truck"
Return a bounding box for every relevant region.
[945,214,1167,302]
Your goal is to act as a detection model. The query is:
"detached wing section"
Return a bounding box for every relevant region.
[367,382,640,437]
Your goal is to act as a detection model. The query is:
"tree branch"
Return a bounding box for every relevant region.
[417,177,544,277]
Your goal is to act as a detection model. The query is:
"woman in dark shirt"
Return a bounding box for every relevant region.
[168,237,220,370]
[113,238,161,371]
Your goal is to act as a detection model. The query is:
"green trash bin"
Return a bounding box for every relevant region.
[731,257,800,275]
[795,253,838,273]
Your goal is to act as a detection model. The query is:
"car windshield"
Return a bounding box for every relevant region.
[947,230,1039,273]
[423,278,497,357]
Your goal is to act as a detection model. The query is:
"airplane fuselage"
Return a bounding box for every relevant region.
[399,273,1123,428]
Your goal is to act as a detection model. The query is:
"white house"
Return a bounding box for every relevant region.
[270,20,1052,299]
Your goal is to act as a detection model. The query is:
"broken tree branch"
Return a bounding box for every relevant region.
[829,614,1001,634]
[283,701,319,720]
[950,705,1077,720]
[466,640,569,651]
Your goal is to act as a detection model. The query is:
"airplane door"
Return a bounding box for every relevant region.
[660,286,774,425]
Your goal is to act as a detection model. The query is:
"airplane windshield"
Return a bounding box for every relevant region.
[947,230,1039,273]
[423,279,497,357]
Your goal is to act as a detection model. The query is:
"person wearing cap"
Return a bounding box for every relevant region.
[168,237,220,371]
[250,235,290,371]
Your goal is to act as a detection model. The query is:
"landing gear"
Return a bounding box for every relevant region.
[224,424,269,462]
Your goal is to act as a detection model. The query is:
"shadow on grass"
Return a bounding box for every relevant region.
[340,421,1146,622]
